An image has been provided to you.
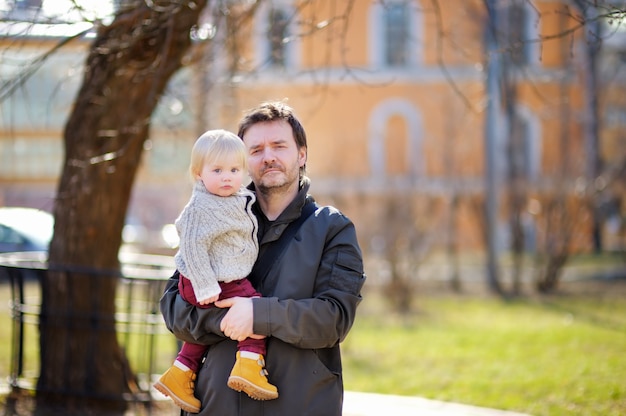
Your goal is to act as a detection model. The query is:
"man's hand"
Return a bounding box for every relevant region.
[216,297,265,341]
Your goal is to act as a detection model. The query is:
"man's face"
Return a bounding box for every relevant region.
[242,120,306,193]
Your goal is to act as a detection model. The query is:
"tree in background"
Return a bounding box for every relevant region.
[1,1,624,410]
[529,2,626,292]
[43,1,208,411]
[0,1,355,412]
[480,0,625,295]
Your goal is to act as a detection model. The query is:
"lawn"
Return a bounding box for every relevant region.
[1,276,625,416]
[342,281,626,416]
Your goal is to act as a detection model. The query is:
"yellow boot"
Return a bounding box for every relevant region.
[154,365,201,413]
[227,352,279,400]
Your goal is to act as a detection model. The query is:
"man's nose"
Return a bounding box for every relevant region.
[262,149,276,163]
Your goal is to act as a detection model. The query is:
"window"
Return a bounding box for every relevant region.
[254,2,297,72]
[368,99,423,179]
[509,115,531,178]
[1,0,115,31]
[15,0,42,10]
[500,0,539,67]
[0,138,62,180]
[506,3,528,65]
[508,108,540,181]
[369,1,420,69]
[267,8,289,67]
[4,0,42,21]
[603,5,626,63]
[384,3,410,67]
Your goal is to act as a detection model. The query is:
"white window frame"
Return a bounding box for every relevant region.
[253,0,299,72]
[369,0,422,70]
[368,98,423,179]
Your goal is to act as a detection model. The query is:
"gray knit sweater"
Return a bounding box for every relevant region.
[174,181,259,303]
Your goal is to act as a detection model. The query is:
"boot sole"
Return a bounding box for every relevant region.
[227,376,279,400]
[153,381,201,413]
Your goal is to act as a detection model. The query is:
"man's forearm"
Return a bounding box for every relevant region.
[160,276,228,345]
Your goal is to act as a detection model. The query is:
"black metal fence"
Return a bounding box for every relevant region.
[0,251,178,401]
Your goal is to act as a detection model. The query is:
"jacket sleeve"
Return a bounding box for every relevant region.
[252,210,366,349]
[159,272,227,345]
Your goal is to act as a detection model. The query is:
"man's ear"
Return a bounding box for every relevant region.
[298,148,307,167]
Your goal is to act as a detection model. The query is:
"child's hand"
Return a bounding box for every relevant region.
[199,294,219,305]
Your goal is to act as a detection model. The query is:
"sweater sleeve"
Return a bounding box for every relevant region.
[176,205,226,303]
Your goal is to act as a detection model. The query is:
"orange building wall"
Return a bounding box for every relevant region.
[214,0,598,255]
[2,0,613,255]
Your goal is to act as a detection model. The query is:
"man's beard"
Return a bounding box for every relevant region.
[256,164,298,195]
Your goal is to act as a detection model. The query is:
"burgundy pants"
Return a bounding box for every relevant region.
[176,275,266,372]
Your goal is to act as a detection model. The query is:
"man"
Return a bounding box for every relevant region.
[160,101,366,415]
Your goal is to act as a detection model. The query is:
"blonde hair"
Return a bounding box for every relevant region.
[189,129,247,181]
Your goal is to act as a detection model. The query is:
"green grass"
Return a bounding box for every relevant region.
[0,280,180,391]
[2,279,626,415]
[342,290,626,416]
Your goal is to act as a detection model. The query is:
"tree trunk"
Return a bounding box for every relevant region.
[503,65,525,297]
[572,1,603,252]
[483,0,503,295]
[39,1,207,412]
[446,194,461,292]
[533,196,573,293]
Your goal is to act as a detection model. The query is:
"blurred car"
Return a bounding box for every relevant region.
[0,207,54,253]
[0,206,176,256]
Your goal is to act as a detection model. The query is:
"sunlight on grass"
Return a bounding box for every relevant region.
[0,282,41,387]
[0,280,179,391]
[342,293,626,416]
[2,278,625,416]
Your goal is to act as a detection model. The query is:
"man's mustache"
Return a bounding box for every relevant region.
[261,164,283,174]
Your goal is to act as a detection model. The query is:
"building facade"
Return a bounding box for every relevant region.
[1,0,624,255]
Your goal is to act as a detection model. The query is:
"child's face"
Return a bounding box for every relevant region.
[197,154,245,197]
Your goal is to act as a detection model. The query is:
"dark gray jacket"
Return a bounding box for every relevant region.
[160,180,366,415]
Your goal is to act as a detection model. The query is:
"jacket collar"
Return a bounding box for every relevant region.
[249,176,314,243]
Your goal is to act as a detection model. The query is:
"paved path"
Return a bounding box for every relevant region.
[343,391,532,416]
[1,383,532,415]
[149,388,533,415]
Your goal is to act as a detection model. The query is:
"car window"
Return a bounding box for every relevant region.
[0,224,26,245]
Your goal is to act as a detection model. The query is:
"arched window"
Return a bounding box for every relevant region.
[368,99,423,180]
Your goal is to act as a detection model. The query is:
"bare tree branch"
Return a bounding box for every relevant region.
[430,0,478,113]
[0,27,92,103]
